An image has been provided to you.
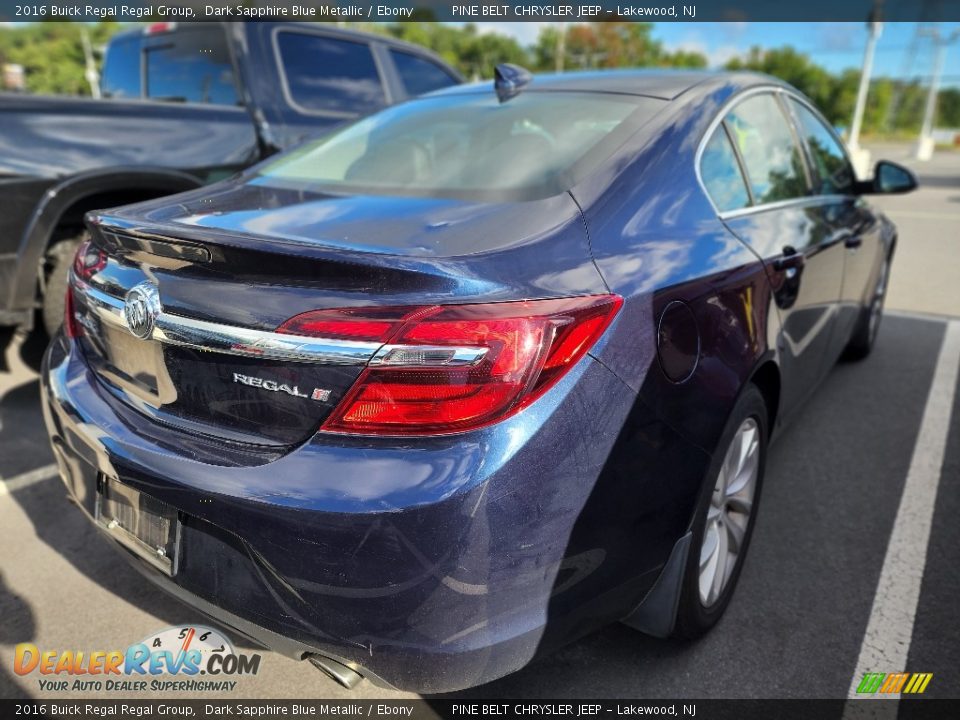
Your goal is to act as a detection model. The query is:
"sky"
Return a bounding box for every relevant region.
[465,21,960,84]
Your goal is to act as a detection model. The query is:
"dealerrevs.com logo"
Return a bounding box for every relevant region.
[14,625,262,693]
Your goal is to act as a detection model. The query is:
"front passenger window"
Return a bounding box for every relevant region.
[725,94,808,204]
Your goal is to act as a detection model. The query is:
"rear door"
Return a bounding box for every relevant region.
[704,91,846,419]
[785,97,884,358]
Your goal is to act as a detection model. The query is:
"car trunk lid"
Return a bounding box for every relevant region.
[70,186,601,446]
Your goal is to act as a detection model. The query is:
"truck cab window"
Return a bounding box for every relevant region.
[145,29,238,105]
[101,36,141,99]
[389,50,459,97]
[276,32,386,116]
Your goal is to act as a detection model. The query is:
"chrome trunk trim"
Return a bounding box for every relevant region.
[74,278,381,366]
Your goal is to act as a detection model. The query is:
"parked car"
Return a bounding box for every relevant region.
[41,68,916,693]
[0,21,460,336]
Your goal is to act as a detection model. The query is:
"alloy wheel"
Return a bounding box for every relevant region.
[699,417,760,607]
[868,260,889,344]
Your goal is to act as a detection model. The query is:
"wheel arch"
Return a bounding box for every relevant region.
[749,358,781,435]
[8,167,204,315]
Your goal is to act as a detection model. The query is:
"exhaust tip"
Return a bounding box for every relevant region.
[307,654,364,690]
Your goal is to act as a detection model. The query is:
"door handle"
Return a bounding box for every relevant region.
[773,246,805,272]
[844,235,863,249]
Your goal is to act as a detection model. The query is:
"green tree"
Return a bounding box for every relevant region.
[727,46,838,119]
[723,45,958,137]
[666,49,708,69]
[372,22,528,80]
[533,23,705,72]
[938,88,960,128]
[0,21,120,96]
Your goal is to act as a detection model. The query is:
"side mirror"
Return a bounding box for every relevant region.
[871,160,918,194]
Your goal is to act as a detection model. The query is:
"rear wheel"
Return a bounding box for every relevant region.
[844,256,889,361]
[674,384,767,638]
[41,236,82,338]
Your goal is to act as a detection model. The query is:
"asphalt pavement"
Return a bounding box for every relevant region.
[0,144,958,702]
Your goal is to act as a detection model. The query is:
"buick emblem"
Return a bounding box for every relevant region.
[123,282,161,340]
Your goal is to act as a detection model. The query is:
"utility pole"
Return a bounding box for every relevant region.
[555,23,567,73]
[80,27,100,99]
[882,23,926,132]
[848,0,883,179]
[915,27,960,161]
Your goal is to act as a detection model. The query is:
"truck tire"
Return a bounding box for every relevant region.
[42,237,82,338]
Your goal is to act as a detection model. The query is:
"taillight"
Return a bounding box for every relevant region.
[73,239,107,282]
[64,239,106,339]
[279,295,622,435]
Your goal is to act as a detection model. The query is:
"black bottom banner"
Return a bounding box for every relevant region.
[4,699,959,720]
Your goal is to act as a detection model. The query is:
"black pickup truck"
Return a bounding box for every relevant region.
[0,21,460,335]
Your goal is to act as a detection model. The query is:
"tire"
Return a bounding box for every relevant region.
[41,237,82,339]
[674,384,768,639]
[843,255,890,361]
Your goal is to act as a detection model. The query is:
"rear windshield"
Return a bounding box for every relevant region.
[254,91,664,201]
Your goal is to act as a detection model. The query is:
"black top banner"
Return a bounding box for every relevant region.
[5,699,960,720]
[1,0,960,22]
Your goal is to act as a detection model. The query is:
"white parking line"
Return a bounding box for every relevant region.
[883,210,960,222]
[0,463,59,496]
[846,320,960,700]
[885,308,960,324]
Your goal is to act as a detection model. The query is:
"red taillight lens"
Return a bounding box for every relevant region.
[73,239,107,282]
[277,306,428,343]
[64,239,106,339]
[283,295,622,436]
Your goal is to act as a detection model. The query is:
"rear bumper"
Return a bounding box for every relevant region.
[40,334,709,693]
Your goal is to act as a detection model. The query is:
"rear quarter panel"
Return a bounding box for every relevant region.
[574,80,781,456]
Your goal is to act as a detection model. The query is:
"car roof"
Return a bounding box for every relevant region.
[427,69,781,101]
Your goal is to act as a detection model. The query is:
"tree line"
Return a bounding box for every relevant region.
[1,21,958,134]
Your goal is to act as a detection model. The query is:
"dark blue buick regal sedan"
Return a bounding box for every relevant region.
[41,67,916,693]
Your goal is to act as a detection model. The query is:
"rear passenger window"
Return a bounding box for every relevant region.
[700,127,750,212]
[145,28,238,105]
[390,50,458,97]
[725,94,808,204]
[277,33,385,115]
[789,99,855,196]
[101,36,141,99]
